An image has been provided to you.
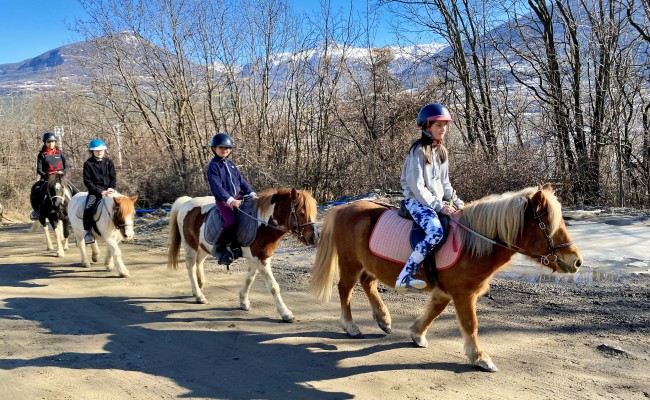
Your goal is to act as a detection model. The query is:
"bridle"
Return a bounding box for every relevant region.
[453,209,573,266]
[237,198,316,243]
[288,200,317,242]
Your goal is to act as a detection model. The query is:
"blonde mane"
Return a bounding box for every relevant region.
[460,186,563,258]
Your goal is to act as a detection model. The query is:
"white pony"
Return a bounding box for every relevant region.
[68,191,138,277]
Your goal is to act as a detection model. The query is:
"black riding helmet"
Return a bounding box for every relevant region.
[42,132,57,142]
[210,133,235,148]
[417,103,453,128]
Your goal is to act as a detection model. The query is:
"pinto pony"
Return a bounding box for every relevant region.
[310,184,583,372]
[167,188,318,322]
[68,192,138,277]
[30,174,73,257]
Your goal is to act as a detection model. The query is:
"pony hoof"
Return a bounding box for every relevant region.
[475,357,498,372]
[196,297,208,304]
[281,315,295,323]
[378,322,392,334]
[64,246,69,251]
[240,301,250,311]
[118,273,129,278]
[57,253,64,258]
[347,332,364,339]
[92,256,99,263]
[476,362,498,372]
[410,333,428,348]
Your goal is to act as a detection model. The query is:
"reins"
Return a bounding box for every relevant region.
[236,197,315,242]
[451,210,573,266]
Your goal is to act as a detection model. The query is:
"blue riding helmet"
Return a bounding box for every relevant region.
[42,132,57,142]
[210,133,235,148]
[88,139,107,151]
[417,103,453,128]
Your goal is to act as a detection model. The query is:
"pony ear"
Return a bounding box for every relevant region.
[130,195,138,203]
[291,188,298,200]
[541,183,554,192]
[114,197,122,204]
[530,190,548,214]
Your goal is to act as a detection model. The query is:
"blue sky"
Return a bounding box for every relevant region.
[0,0,417,65]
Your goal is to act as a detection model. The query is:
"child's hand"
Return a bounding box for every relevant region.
[231,199,242,208]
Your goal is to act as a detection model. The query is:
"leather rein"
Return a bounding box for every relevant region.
[452,210,574,266]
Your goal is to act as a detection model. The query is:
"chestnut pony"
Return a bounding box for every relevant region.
[167,188,318,322]
[310,184,583,372]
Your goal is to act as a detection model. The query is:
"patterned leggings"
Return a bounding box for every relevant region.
[402,197,444,275]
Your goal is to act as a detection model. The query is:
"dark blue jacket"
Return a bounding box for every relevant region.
[207,156,254,202]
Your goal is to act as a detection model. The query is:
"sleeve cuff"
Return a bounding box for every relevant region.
[226,197,235,204]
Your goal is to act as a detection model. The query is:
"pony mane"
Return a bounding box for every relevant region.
[110,192,136,219]
[460,186,563,258]
[47,173,67,187]
[256,188,317,224]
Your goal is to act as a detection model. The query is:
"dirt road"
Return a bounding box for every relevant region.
[1,222,649,399]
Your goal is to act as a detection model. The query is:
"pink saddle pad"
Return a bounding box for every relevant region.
[369,209,462,270]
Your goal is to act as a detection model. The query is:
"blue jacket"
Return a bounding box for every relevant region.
[207,156,254,203]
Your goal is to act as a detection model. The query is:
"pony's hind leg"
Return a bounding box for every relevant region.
[239,256,259,311]
[184,246,207,304]
[410,288,451,348]
[245,257,294,323]
[359,271,392,334]
[338,261,364,338]
[91,241,100,263]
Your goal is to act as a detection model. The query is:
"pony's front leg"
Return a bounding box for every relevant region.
[454,294,497,372]
[252,257,294,323]
[105,238,129,278]
[53,222,65,257]
[42,223,54,251]
[410,288,451,348]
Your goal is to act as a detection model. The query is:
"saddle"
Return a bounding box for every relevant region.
[75,197,105,236]
[204,200,258,267]
[369,202,463,287]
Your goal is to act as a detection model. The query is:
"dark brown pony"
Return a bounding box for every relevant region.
[309,184,583,371]
[167,188,318,322]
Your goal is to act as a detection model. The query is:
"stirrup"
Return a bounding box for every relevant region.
[218,248,234,266]
[395,274,427,293]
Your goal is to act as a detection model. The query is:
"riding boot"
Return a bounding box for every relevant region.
[30,210,39,220]
[395,253,427,292]
[84,231,95,245]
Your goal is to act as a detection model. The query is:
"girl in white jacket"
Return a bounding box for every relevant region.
[396,103,464,292]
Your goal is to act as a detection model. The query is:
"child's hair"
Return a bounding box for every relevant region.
[408,133,448,164]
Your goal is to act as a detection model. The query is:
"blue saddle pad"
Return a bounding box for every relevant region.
[204,200,258,247]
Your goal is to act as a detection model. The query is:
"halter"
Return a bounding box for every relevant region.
[453,209,573,266]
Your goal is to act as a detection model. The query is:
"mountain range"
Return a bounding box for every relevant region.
[0,34,448,96]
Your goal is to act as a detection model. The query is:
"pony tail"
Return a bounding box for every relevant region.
[309,206,341,302]
[167,196,190,270]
